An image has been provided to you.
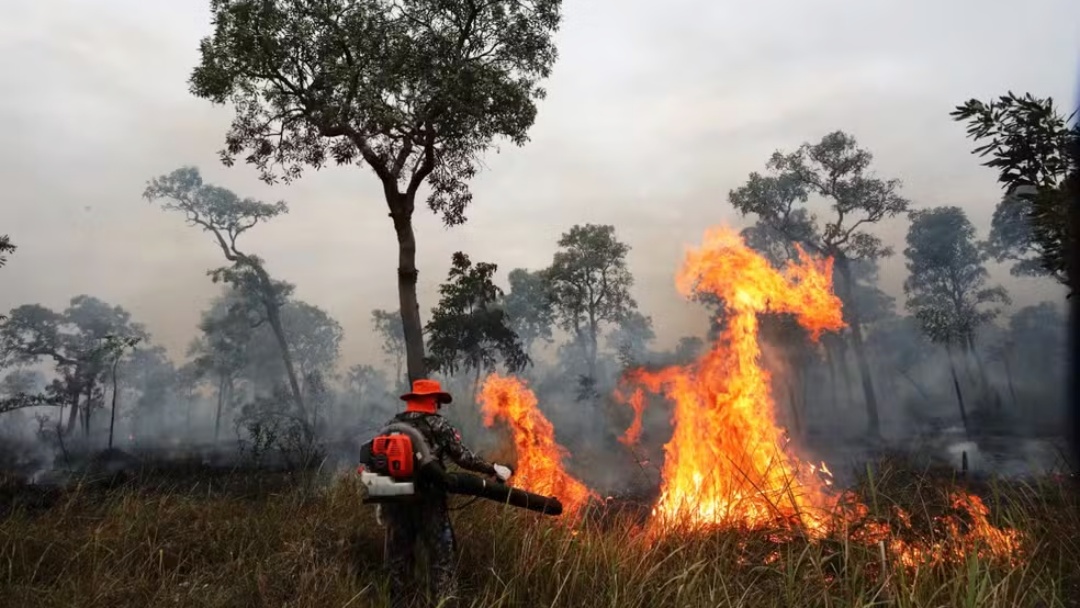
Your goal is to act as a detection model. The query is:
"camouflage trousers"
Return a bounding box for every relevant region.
[382,495,458,608]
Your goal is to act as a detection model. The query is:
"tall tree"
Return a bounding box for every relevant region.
[104,335,142,450]
[501,268,555,357]
[371,308,406,386]
[190,0,563,383]
[544,224,637,388]
[144,167,311,433]
[904,206,1009,427]
[904,206,1010,351]
[729,131,911,437]
[189,291,256,441]
[951,92,1078,291]
[425,252,529,396]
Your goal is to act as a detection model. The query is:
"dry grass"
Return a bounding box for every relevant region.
[0,459,1077,608]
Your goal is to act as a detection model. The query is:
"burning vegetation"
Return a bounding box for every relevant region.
[474,225,1026,571]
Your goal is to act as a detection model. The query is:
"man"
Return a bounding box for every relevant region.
[379,378,512,607]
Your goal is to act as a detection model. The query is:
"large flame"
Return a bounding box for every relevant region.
[478,373,596,517]
[622,226,844,533]
[619,225,1023,562]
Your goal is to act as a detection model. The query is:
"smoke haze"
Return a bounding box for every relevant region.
[1,0,1075,371]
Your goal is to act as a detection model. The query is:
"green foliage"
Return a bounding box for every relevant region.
[545,224,636,343]
[903,206,1009,346]
[951,92,1078,288]
[425,252,529,377]
[190,0,562,224]
[0,234,14,268]
[729,131,911,261]
[501,268,555,354]
[0,297,148,421]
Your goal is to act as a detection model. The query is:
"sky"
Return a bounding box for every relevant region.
[0,0,1077,374]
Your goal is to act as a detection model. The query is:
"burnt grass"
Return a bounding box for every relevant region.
[1,452,1079,608]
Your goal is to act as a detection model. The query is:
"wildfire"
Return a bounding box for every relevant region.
[478,373,597,517]
[616,225,1024,563]
[620,226,845,533]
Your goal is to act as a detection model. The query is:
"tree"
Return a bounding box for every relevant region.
[544,224,637,387]
[144,167,311,433]
[190,0,563,384]
[0,296,148,435]
[104,335,142,450]
[279,301,344,386]
[904,206,1010,430]
[188,290,257,441]
[425,252,529,396]
[501,268,555,356]
[606,311,655,368]
[729,131,911,437]
[371,308,406,386]
[951,92,1078,290]
[124,345,181,440]
[904,206,1010,350]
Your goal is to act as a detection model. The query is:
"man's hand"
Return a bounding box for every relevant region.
[493,464,513,483]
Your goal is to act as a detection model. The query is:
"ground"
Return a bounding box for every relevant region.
[1,454,1077,608]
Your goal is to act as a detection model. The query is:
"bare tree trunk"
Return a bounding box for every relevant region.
[1001,352,1018,409]
[966,335,999,411]
[82,381,93,437]
[215,373,226,443]
[265,304,308,428]
[108,358,120,450]
[899,368,932,404]
[66,384,79,435]
[390,198,426,386]
[947,345,970,437]
[835,257,880,438]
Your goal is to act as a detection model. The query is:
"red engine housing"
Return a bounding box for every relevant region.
[371,433,415,479]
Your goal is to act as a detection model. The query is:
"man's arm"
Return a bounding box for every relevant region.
[430,416,497,476]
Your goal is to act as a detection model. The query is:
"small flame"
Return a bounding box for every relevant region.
[479,373,597,518]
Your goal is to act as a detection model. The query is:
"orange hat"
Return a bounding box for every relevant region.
[400,378,453,404]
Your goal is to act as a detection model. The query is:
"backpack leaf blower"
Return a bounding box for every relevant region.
[357,422,563,517]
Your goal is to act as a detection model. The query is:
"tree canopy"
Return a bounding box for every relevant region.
[501,268,555,356]
[903,206,1009,347]
[544,223,637,382]
[425,251,528,378]
[951,92,1078,289]
[190,0,564,383]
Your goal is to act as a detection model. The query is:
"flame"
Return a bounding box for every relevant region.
[622,226,844,533]
[618,225,1024,563]
[478,373,597,517]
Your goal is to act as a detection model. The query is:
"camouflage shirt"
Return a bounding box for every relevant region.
[391,411,496,476]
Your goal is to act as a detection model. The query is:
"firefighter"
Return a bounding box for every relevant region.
[379,378,512,607]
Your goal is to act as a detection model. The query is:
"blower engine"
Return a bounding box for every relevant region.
[357,422,563,516]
